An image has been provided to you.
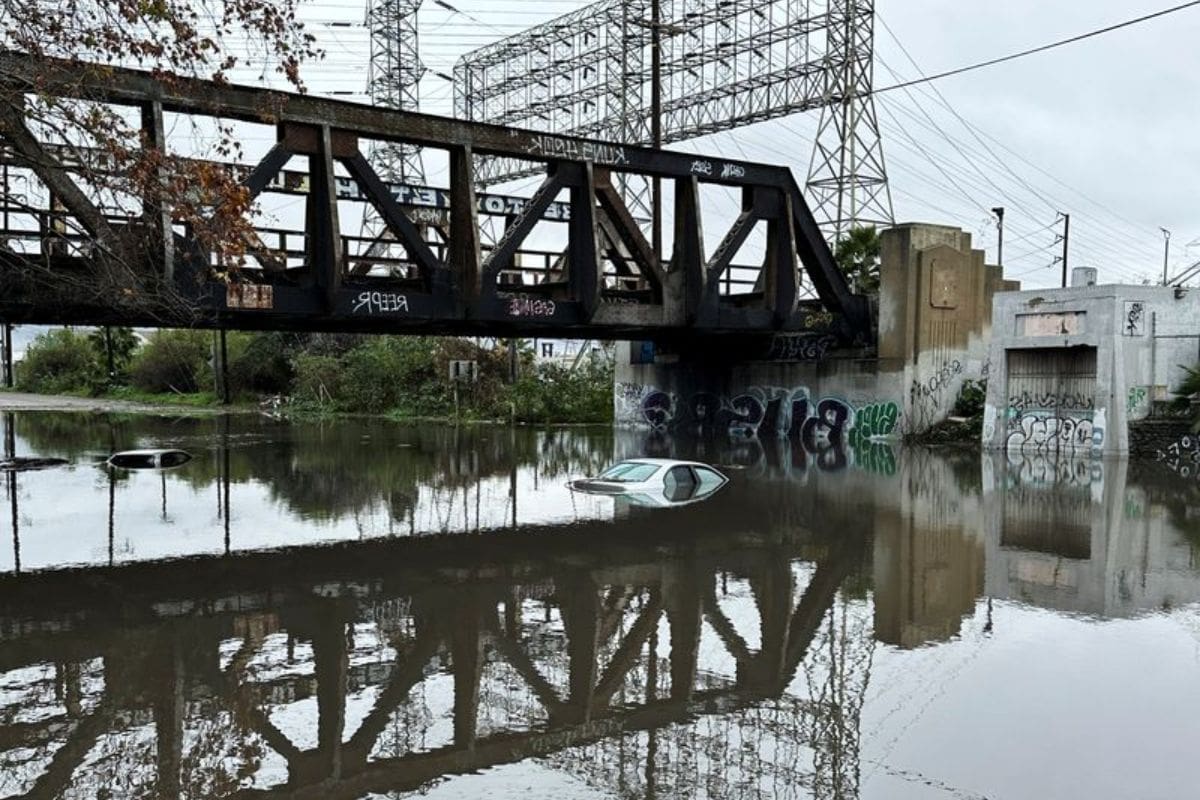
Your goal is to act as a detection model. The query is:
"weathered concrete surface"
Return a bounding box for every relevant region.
[983,284,1200,455]
[615,223,1016,455]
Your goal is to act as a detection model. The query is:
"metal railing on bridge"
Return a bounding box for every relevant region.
[0,52,871,344]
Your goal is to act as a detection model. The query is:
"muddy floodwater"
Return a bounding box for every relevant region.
[1,411,1199,800]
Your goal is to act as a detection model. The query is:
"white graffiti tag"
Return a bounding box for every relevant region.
[352,291,409,315]
[526,135,628,166]
[508,296,556,317]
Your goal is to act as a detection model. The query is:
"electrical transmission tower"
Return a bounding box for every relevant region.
[366,0,425,184]
[454,0,894,245]
[805,0,894,241]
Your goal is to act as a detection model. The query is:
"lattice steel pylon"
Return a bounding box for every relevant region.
[366,0,425,184]
[455,0,894,246]
[805,0,894,241]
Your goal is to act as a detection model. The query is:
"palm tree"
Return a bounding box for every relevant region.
[834,226,882,294]
[1173,365,1200,432]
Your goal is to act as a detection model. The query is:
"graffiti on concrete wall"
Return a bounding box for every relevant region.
[1155,434,1200,478]
[1124,301,1146,336]
[909,359,964,431]
[849,402,901,450]
[1127,386,1150,420]
[982,404,998,444]
[614,383,654,424]
[614,383,900,473]
[1005,410,1105,454]
[1008,391,1095,412]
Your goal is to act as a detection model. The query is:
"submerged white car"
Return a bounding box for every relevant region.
[568,458,729,507]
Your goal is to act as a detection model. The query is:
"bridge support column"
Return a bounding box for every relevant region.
[449,145,481,310]
[140,100,175,282]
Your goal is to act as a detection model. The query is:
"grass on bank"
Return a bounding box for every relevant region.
[12,328,615,424]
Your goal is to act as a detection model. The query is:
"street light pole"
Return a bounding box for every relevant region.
[992,207,1005,270]
[1161,228,1172,285]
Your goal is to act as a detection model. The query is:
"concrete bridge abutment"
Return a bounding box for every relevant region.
[614,223,1017,462]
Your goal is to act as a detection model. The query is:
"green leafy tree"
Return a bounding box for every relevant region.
[834,225,882,294]
[16,328,100,394]
[87,327,139,383]
[0,0,320,318]
[129,329,210,394]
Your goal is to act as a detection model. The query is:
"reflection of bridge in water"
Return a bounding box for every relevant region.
[9,428,1200,797]
[0,513,872,799]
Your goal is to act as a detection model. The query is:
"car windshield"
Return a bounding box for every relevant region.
[596,462,660,483]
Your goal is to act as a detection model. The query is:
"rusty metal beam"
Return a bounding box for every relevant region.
[0,53,781,187]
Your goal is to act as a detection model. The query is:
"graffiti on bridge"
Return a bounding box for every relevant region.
[763,333,838,362]
[616,383,900,474]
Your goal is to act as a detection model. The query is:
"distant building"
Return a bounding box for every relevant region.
[533,339,606,366]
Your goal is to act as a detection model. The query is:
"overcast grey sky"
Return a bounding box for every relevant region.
[285,0,1199,288]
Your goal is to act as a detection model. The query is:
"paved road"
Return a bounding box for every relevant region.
[0,391,227,415]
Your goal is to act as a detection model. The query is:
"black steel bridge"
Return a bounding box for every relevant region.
[0,53,871,345]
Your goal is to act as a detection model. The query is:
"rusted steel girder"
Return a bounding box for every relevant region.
[0,52,872,343]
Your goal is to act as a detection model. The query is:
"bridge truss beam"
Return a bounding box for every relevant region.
[0,54,871,343]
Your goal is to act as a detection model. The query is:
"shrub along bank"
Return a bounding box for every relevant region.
[12,328,614,424]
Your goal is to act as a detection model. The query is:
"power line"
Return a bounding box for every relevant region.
[876,16,1164,245]
[870,46,1164,280]
[874,98,1155,279]
[872,1,1200,96]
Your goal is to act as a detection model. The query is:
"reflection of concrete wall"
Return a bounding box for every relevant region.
[983,455,1200,616]
[984,285,1200,454]
[873,451,985,647]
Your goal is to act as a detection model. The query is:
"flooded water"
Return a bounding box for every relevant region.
[2,411,1199,800]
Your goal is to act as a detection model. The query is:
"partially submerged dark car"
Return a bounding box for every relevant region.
[107,449,193,470]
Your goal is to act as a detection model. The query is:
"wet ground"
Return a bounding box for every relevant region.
[1,411,1199,799]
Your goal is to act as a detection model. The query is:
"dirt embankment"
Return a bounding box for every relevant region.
[0,392,229,415]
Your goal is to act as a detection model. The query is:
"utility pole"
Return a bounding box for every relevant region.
[212,329,229,405]
[103,327,115,382]
[1161,228,1171,285]
[650,0,663,266]
[1,324,11,388]
[992,207,1005,270]
[1060,213,1070,288]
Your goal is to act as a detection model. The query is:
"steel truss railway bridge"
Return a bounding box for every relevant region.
[0,53,871,346]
